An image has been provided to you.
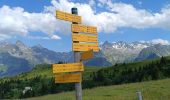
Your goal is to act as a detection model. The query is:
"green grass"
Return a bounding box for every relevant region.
[24,78,170,100]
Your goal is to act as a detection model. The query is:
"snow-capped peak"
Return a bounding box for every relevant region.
[101,41,153,51]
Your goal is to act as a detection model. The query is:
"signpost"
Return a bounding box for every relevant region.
[81,50,94,61]
[53,7,99,100]
[72,24,97,34]
[71,8,82,100]
[53,62,84,73]
[73,43,99,52]
[55,73,82,83]
[56,10,81,23]
[72,33,98,42]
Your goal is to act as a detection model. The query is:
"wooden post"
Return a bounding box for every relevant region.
[72,7,82,100]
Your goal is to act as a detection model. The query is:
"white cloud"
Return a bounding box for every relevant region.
[51,35,61,40]
[140,39,170,45]
[27,36,50,40]
[46,0,170,33]
[29,34,61,40]
[0,5,61,40]
[0,34,11,41]
[151,39,169,45]
[27,35,61,40]
[1,0,170,41]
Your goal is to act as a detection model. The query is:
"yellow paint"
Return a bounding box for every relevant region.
[72,33,98,42]
[81,49,94,60]
[52,62,84,73]
[55,73,82,83]
[73,43,99,52]
[56,10,81,23]
[72,24,97,34]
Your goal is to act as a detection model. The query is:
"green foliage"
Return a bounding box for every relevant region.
[93,56,170,85]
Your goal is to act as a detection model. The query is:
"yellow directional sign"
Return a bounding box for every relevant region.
[55,73,82,83]
[72,33,98,43]
[72,24,97,34]
[81,49,94,60]
[56,10,81,23]
[73,43,99,52]
[52,62,84,73]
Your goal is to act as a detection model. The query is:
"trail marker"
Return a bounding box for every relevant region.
[72,24,97,34]
[81,49,94,61]
[53,8,99,100]
[56,10,81,23]
[72,33,98,43]
[52,62,84,73]
[73,43,99,52]
[55,73,82,83]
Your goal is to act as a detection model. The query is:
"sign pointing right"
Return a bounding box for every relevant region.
[73,43,99,52]
[72,24,97,34]
[72,33,98,43]
[81,49,94,61]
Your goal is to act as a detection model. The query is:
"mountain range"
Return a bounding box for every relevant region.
[0,40,170,77]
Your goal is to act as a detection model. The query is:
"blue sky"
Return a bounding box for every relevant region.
[0,0,170,52]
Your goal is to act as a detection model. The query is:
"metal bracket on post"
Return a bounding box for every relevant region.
[72,7,82,100]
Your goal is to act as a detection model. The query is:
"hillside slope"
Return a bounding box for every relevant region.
[25,78,170,100]
[1,56,170,99]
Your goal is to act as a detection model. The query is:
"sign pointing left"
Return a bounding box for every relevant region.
[52,62,84,73]
[56,10,81,23]
[55,73,82,83]
[81,49,94,61]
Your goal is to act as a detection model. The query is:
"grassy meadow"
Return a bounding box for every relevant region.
[25,78,170,100]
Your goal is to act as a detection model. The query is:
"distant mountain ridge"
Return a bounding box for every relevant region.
[0,40,170,77]
[100,41,153,64]
[0,40,72,76]
[135,44,170,61]
[0,40,110,76]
